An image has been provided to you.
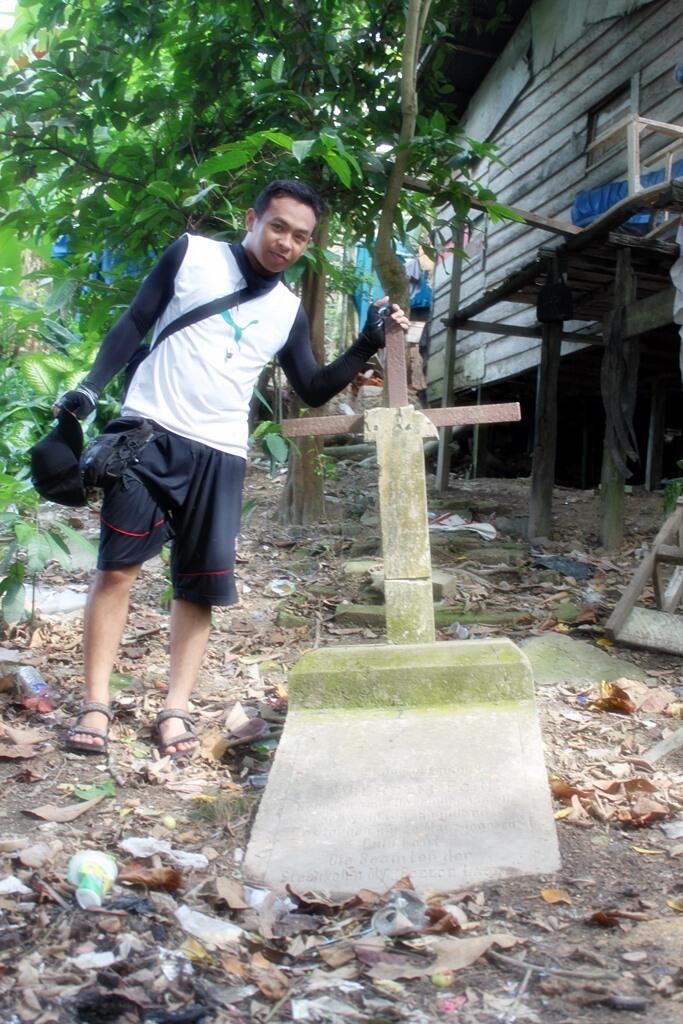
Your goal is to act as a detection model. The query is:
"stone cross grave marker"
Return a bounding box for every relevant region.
[244,320,560,895]
[281,318,521,642]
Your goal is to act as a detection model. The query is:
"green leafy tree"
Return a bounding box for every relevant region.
[0,0,501,523]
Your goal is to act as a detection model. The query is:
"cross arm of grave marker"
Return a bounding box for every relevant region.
[281,318,521,438]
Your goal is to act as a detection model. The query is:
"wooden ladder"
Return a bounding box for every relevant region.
[605,499,683,655]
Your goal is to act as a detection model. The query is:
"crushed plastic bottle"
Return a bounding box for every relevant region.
[264,578,296,597]
[67,850,118,909]
[371,888,426,936]
[15,666,55,712]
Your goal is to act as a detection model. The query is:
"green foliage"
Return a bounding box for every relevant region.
[0,0,502,325]
[314,452,338,482]
[251,420,289,469]
[663,460,683,514]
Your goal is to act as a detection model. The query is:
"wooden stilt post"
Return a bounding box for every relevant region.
[580,400,590,490]
[600,441,625,549]
[528,320,562,539]
[600,249,639,550]
[436,227,465,493]
[645,379,666,491]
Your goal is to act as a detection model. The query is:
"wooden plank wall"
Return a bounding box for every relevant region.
[427,0,683,401]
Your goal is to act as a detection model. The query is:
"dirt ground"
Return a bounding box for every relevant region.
[1,456,682,1024]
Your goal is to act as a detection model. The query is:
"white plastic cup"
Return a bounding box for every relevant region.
[67,850,118,909]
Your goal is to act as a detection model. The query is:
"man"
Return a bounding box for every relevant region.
[59,179,408,758]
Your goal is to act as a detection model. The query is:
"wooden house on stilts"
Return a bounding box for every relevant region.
[425,0,683,549]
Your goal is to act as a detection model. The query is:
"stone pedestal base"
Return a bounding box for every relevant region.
[244,639,560,895]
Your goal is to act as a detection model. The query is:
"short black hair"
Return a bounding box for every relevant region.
[253,179,325,222]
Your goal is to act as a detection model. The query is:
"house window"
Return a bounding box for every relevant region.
[586,87,631,167]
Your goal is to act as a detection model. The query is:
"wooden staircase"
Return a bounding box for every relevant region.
[605,499,683,655]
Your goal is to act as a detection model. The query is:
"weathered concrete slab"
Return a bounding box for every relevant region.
[335,603,533,629]
[522,632,650,686]
[617,607,683,657]
[244,639,560,895]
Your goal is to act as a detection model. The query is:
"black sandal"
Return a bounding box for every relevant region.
[153,708,199,761]
[65,702,113,756]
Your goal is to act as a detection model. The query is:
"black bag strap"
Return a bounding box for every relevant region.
[153,283,269,349]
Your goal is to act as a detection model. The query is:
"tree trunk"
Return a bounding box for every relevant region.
[372,0,431,311]
[280,216,330,525]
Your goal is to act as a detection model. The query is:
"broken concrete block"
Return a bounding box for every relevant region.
[275,610,312,630]
[342,558,383,576]
[522,632,650,687]
[335,603,534,629]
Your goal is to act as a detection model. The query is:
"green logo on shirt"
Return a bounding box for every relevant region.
[221,309,258,348]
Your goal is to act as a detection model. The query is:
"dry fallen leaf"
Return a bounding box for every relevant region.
[221,954,249,979]
[616,796,669,828]
[590,681,637,716]
[216,877,249,910]
[0,722,47,745]
[666,898,683,913]
[587,908,652,927]
[199,727,229,763]
[251,966,290,1001]
[286,885,359,914]
[118,862,183,891]
[0,743,37,760]
[366,932,519,981]
[318,943,355,968]
[608,677,675,714]
[23,795,104,822]
[423,908,465,934]
[550,779,590,803]
[540,888,572,905]
[181,937,213,962]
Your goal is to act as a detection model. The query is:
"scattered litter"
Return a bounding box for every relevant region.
[67,850,118,908]
[264,578,297,597]
[0,875,32,895]
[430,512,497,541]
[25,584,89,618]
[371,888,426,936]
[532,554,594,579]
[175,904,243,949]
[444,621,470,640]
[118,837,209,870]
[13,666,55,713]
[23,795,105,822]
[70,950,119,970]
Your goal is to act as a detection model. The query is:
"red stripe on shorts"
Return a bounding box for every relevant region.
[101,516,166,538]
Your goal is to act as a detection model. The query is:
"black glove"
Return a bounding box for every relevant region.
[54,382,99,420]
[359,303,391,352]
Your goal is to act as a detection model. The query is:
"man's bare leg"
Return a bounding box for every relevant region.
[159,598,212,755]
[71,565,141,747]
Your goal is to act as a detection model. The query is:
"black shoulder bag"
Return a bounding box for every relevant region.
[81,285,261,492]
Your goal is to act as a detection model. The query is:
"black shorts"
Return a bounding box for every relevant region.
[98,428,246,606]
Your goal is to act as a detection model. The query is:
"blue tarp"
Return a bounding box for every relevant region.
[572,162,683,228]
[354,244,433,325]
[52,235,144,283]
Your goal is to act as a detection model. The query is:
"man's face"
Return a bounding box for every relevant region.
[243,195,316,274]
